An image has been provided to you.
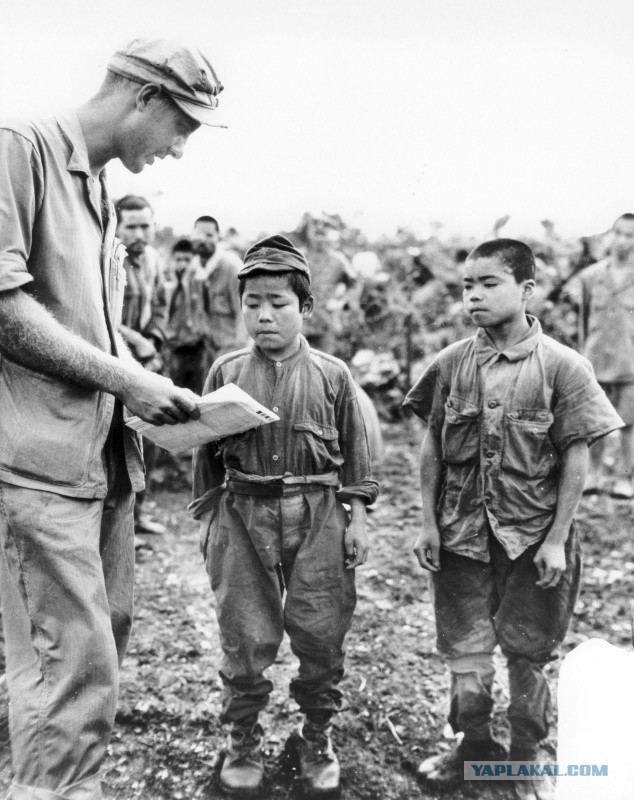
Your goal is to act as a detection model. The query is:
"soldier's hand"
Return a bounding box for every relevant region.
[121,370,200,425]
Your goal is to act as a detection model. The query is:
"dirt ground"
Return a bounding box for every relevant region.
[1,422,632,799]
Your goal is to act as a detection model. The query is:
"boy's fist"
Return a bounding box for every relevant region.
[414,528,440,572]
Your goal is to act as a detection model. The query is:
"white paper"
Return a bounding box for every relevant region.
[125,383,279,454]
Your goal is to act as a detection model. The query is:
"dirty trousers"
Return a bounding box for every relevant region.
[203,488,356,724]
[0,480,135,800]
[431,528,581,750]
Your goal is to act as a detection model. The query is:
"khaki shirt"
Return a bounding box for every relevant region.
[567,258,634,383]
[403,317,622,562]
[0,112,144,498]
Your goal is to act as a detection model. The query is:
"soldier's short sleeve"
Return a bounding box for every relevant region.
[0,128,42,293]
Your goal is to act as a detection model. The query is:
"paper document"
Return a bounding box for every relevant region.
[125,382,279,454]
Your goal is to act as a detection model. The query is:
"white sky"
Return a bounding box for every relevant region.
[1,0,633,241]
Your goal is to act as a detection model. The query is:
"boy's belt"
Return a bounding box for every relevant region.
[226,479,331,498]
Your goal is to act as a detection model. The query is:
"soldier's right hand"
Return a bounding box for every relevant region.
[120,369,201,425]
[413,527,441,572]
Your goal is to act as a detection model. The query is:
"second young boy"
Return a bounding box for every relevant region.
[403,239,622,800]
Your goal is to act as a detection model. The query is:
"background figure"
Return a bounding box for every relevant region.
[116,194,169,536]
[296,215,358,355]
[190,215,248,387]
[164,237,203,393]
[567,213,634,498]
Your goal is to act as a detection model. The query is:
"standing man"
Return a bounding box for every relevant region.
[297,215,358,355]
[164,237,206,394]
[116,194,169,536]
[0,38,223,800]
[568,213,634,498]
[190,215,248,385]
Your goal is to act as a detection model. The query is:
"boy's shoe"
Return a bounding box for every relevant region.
[295,719,340,795]
[509,746,554,800]
[417,737,508,787]
[219,720,265,797]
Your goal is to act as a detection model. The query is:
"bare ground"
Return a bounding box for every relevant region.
[1,423,633,799]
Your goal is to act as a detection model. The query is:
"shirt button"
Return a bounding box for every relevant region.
[485,450,495,458]
[276,362,282,367]
[272,454,279,461]
[273,406,279,412]
[317,428,323,435]
[488,401,498,409]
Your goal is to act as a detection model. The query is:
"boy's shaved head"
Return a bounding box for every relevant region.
[467,238,535,283]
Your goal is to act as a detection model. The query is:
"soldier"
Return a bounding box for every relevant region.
[190,215,248,385]
[0,38,222,799]
[116,194,169,535]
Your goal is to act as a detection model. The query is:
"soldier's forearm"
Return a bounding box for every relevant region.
[0,287,134,399]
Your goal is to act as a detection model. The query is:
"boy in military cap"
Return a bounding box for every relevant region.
[191,234,379,796]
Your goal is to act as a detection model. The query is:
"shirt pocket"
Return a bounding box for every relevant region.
[441,399,481,465]
[502,409,557,479]
[293,421,340,467]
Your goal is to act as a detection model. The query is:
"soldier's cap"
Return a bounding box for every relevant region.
[239,235,311,282]
[107,38,225,127]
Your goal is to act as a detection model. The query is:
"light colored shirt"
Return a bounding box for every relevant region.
[190,246,248,354]
[0,112,144,498]
[567,258,634,383]
[403,317,622,562]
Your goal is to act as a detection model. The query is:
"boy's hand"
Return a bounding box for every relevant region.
[344,516,369,569]
[414,527,441,572]
[533,540,566,589]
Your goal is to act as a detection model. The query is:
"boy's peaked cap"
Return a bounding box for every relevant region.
[238,234,311,282]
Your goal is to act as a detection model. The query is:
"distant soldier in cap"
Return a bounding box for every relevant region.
[0,38,223,799]
[192,234,379,796]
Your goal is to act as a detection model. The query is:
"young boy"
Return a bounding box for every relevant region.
[566,213,634,497]
[402,239,622,800]
[190,234,379,796]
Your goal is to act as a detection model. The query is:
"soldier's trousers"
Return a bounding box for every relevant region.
[0,478,134,800]
[201,487,356,724]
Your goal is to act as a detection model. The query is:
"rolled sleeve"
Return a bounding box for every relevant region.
[0,129,42,293]
[551,356,624,451]
[336,368,379,505]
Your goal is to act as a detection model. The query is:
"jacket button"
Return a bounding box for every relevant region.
[488,401,498,409]
[485,450,495,458]
[272,455,279,461]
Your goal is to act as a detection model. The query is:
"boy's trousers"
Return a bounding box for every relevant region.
[431,527,581,750]
[0,477,134,800]
[202,486,356,724]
